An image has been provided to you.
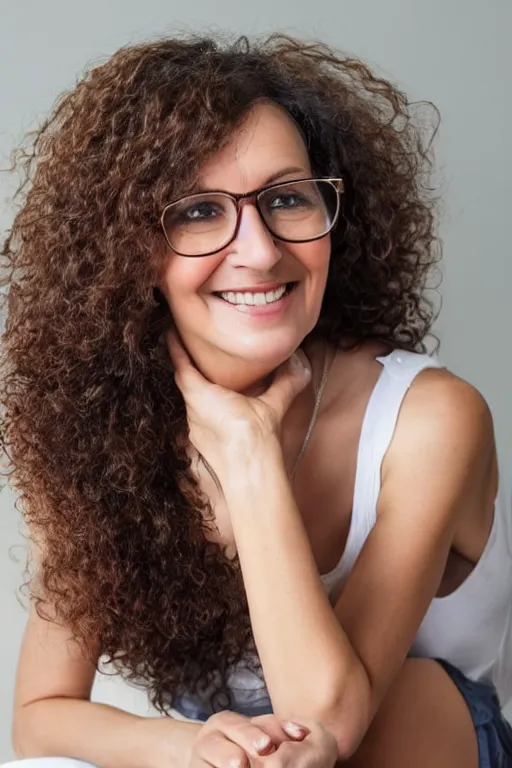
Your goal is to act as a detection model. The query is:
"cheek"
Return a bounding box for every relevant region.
[294,238,331,284]
[294,240,331,319]
[161,254,218,309]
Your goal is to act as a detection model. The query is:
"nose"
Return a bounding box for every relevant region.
[226,203,283,270]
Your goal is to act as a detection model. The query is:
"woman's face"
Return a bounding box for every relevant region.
[160,101,331,383]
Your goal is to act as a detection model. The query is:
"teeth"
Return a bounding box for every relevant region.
[219,284,288,306]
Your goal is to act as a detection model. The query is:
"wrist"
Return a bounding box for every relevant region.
[141,716,201,768]
[222,434,287,496]
[224,422,281,459]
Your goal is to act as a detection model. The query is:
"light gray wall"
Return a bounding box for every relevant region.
[0,0,510,761]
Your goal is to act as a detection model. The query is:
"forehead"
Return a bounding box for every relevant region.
[196,101,311,192]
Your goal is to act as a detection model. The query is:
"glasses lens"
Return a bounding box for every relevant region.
[258,180,339,242]
[162,193,237,256]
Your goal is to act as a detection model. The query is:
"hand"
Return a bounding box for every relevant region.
[250,716,339,768]
[189,710,309,767]
[168,334,311,485]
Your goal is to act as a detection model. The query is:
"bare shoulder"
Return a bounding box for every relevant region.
[403,367,494,446]
[385,366,496,491]
[329,340,495,460]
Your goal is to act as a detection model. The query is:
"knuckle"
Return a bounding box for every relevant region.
[210,710,236,725]
[264,752,279,764]
[243,719,267,733]
[207,710,248,736]
[265,746,291,766]
[226,744,247,760]
[198,732,248,767]
[222,710,245,725]
[244,726,272,750]
[224,746,249,768]
[198,731,222,752]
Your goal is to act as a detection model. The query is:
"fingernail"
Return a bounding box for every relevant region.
[283,721,307,738]
[254,734,273,753]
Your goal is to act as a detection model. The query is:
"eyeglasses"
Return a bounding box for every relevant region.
[160,177,344,257]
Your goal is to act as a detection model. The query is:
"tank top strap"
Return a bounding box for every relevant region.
[368,348,444,478]
[334,349,444,582]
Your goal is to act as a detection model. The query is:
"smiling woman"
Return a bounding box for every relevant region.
[1,32,511,768]
[159,105,338,391]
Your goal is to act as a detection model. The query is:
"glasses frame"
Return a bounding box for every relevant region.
[160,176,345,257]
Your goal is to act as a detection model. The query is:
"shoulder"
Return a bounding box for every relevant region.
[373,366,498,543]
[329,341,495,460]
[403,366,494,446]
[384,365,496,489]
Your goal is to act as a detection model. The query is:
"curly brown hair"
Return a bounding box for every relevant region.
[0,32,441,712]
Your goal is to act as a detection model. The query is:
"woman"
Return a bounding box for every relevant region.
[2,33,512,768]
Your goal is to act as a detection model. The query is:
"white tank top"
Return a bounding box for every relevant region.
[172,349,512,720]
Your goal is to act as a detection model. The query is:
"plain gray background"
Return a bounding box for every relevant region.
[0,0,510,762]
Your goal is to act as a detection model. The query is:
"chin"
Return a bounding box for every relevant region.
[228,335,308,369]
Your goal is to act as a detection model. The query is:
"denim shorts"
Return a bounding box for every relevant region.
[437,659,512,767]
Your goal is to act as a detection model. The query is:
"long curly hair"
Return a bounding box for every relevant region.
[0,33,441,712]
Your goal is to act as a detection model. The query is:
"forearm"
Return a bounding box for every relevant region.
[223,437,369,736]
[13,697,199,768]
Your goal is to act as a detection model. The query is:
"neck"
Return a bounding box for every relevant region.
[183,340,294,395]
[241,371,276,398]
[185,336,329,478]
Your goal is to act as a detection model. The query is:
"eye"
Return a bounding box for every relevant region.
[178,201,222,222]
[267,192,309,210]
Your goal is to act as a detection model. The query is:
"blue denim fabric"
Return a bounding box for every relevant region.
[172,698,273,722]
[436,660,512,767]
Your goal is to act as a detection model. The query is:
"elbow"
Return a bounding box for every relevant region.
[330,721,366,762]
[303,662,373,761]
[12,712,29,759]
[12,704,46,759]
[315,693,370,761]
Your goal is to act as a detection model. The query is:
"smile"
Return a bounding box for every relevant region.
[214,283,297,306]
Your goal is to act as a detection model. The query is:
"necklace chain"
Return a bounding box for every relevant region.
[291,346,332,483]
[198,347,332,488]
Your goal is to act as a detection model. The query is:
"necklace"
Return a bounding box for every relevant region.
[198,346,333,490]
[291,345,332,483]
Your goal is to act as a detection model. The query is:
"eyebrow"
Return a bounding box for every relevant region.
[262,166,311,185]
[192,166,311,194]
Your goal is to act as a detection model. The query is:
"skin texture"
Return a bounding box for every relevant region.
[2,33,498,768]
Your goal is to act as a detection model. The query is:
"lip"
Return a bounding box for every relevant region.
[212,281,290,294]
[210,282,298,317]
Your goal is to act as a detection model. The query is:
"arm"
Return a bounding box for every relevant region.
[222,371,495,759]
[13,602,199,768]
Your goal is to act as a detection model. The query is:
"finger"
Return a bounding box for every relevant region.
[166,331,192,373]
[189,759,221,768]
[250,715,308,744]
[166,331,208,393]
[259,351,311,422]
[282,720,310,740]
[263,740,312,767]
[249,715,291,745]
[189,759,216,768]
[196,732,251,767]
[210,715,277,758]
